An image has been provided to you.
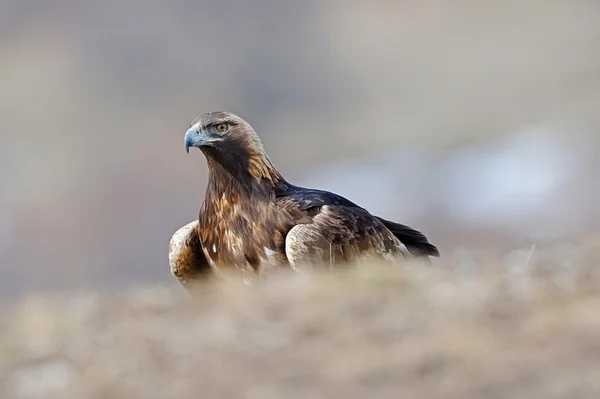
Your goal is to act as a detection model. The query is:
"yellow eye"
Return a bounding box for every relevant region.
[216,123,228,133]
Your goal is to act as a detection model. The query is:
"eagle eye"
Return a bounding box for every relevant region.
[216,123,229,133]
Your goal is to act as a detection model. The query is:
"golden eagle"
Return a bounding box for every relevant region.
[169,111,438,289]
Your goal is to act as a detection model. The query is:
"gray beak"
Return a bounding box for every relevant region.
[184,127,198,154]
[184,124,221,154]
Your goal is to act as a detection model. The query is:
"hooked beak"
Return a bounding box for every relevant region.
[184,127,196,154]
[184,124,220,154]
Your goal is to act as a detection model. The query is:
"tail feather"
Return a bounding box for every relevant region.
[377,217,440,258]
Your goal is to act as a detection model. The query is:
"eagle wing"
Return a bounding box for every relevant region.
[284,204,410,269]
[168,220,212,290]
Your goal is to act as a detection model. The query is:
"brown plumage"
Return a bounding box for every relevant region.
[169,111,439,289]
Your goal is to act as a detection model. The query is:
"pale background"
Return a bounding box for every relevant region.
[1,0,599,298]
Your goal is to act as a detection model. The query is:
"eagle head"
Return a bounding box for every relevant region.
[184,111,281,183]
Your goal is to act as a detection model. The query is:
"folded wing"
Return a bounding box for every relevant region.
[284,205,410,269]
[168,220,212,289]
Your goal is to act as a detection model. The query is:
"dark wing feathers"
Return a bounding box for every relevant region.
[277,186,360,208]
[277,185,439,259]
[284,204,409,268]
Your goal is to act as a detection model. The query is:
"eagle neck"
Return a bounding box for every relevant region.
[204,157,275,203]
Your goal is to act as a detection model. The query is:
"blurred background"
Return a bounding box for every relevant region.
[1,0,599,299]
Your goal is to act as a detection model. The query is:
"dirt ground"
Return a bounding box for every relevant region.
[2,243,600,399]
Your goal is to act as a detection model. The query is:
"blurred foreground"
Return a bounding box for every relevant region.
[2,243,600,398]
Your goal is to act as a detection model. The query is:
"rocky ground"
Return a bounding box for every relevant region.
[2,243,600,398]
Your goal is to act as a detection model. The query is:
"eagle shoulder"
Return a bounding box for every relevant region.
[168,220,212,289]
